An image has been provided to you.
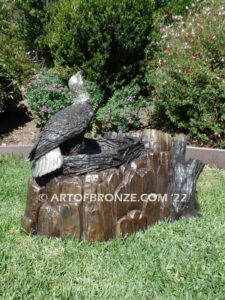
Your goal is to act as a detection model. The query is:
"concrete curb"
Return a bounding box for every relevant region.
[0,145,33,158]
[185,146,225,168]
[0,145,224,168]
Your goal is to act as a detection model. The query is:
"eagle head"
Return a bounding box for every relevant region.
[69,71,89,103]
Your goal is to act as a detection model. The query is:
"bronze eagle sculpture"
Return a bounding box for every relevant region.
[26,71,93,178]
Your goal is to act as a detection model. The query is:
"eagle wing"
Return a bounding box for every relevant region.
[28,101,93,161]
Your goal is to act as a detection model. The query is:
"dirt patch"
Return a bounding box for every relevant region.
[0,119,40,146]
[0,101,40,146]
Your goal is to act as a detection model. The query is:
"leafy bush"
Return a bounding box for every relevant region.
[84,81,104,112]
[14,0,53,60]
[155,0,196,16]
[0,1,37,83]
[25,69,104,127]
[0,1,12,32]
[0,64,22,112]
[44,0,155,94]
[0,35,36,84]
[146,0,225,147]
[25,70,73,126]
[152,0,196,39]
[148,0,197,69]
[95,83,144,132]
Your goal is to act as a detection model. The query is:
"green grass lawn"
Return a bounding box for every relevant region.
[0,155,224,300]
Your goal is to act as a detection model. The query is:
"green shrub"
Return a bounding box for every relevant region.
[25,70,73,126]
[0,35,36,84]
[14,0,53,60]
[25,69,103,127]
[95,83,144,132]
[149,0,197,68]
[84,81,104,112]
[0,64,22,112]
[146,0,225,148]
[44,0,155,94]
[152,0,196,37]
[0,1,37,84]
[155,0,196,16]
[0,1,12,32]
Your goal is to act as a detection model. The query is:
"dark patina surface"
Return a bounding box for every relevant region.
[21,129,204,241]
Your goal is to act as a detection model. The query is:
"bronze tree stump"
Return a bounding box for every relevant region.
[21,129,204,241]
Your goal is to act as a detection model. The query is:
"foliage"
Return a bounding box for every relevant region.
[25,69,103,127]
[152,0,197,40]
[0,0,37,84]
[0,36,36,84]
[0,1,31,109]
[0,0,13,33]
[0,64,22,112]
[152,0,196,41]
[96,83,144,132]
[155,0,196,17]
[148,0,197,74]
[146,0,225,147]
[44,0,155,94]
[14,0,53,59]
[0,156,225,299]
[25,70,73,127]
[84,81,104,112]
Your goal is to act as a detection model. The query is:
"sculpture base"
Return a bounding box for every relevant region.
[21,129,203,241]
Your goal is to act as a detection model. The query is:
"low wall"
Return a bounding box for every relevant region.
[1,145,224,168]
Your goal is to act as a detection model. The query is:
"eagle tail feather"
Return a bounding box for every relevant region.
[31,147,63,178]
